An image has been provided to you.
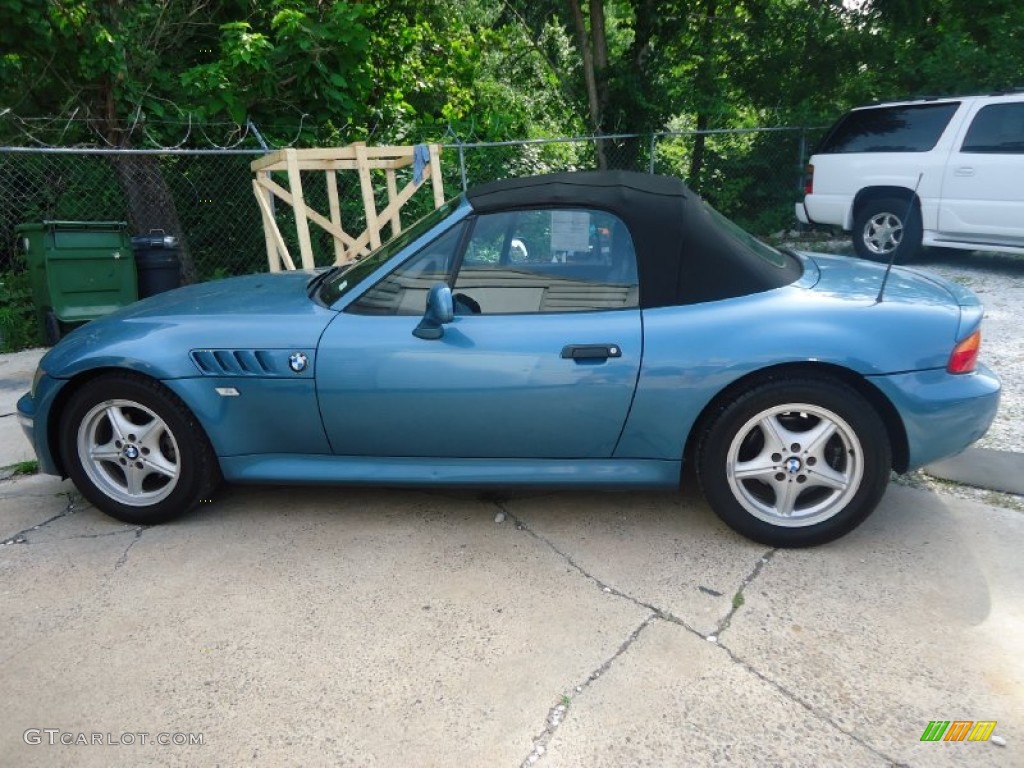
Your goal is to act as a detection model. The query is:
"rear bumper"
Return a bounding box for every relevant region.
[869,363,1001,471]
[801,194,853,230]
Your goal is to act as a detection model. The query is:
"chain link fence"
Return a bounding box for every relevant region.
[0,127,818,279]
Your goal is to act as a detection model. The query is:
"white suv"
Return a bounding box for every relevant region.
[796,92,1024,262]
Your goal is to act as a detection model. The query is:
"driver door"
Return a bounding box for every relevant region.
[316,207,643,459]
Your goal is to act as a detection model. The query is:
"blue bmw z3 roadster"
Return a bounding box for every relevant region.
[17,171,1000,547]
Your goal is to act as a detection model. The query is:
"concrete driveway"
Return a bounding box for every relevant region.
[1,471,1020,767]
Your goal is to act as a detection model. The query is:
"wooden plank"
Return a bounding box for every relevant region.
[325,169,347,264]
[252,145,416,166]
[253,143,443,270]
[283,158,413,172]
[250,150,289,173]
[255,172,280,272]
[286,148,316,270]
[343,175,423,256]
[360,145,416,159]
[428,144,445,208]
[385,168,401,237]
[257,176,369,258]
[355,143,382,251]
[252,179,295,271]
[251,145,421,173]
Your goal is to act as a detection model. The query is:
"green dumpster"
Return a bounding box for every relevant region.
[15,221,138,345]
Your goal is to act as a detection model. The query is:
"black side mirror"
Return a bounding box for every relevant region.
[412,282,454,340]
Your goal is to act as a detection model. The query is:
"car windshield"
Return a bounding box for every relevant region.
[702,202,790,268]
[317,197,463,306]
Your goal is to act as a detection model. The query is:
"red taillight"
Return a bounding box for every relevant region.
[947,330,981,374]
[804,164,814,195]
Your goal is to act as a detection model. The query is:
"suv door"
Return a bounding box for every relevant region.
[316,207,643,459]
[938,99,1024,246]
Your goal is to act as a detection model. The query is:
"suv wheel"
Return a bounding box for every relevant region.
[853,197,922,264]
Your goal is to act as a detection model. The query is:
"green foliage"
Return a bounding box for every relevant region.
[0,265,41,352]
[851,0,1024,99]
[3,0,1021,148]
[2,0,1022,284]
[160,154,268,278]
[655,127,805,234]
[180,3,374,131]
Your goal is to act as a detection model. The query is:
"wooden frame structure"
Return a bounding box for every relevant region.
[250,143,444,272]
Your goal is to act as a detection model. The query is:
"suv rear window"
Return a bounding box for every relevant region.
[817,102,960,154]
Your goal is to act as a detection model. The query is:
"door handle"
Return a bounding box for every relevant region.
[560,344,622,360]
[954,167,975,177]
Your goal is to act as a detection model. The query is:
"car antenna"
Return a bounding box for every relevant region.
[876,173,923,304]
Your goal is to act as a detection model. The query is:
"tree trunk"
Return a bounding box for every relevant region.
[568,0,609,169]
[111,154,197,285]
[688,0,719,191]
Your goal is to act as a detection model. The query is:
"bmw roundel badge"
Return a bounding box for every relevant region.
[288,352,308,373]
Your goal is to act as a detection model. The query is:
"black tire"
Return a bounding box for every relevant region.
[697,377,891,547]
[44,311,62,346]
[852,197,922,264]
[59,373,220,525]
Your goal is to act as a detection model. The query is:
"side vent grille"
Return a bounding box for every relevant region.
[190,349,284,377]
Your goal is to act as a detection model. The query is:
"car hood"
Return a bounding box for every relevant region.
[42,272,338,379]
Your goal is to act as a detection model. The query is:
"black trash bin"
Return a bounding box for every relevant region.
[131,230,182,298]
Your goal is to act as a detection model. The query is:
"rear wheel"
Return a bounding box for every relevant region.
[60,373,220,525]
[853,197,921,263]
[697,377,891,547]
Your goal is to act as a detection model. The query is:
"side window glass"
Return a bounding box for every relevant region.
[463,213,514,265]
[818,103,959,153]
[453,209,638,314]
[961,103,1024,154]
[347,223,464,315]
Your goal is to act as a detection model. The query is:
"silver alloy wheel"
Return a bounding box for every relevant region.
[725,403,864,527]
[76,399,181,507]
[862,211,903,255]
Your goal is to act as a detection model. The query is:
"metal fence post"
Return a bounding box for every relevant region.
[648,133,657,174]
[796,127,808,193]
[458,141,467,191]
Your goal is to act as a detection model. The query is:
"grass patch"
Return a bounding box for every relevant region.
[10,459,39,476]
[983,491,1024,514]
[732,591,745,610]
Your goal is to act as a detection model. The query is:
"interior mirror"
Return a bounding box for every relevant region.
[412,282,454,340]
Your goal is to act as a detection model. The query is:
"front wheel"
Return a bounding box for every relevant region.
[60,373,220,525]
[852,197,922,264]
[697,377,891,547]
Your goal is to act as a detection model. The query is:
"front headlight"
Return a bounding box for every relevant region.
[31,366,44,398]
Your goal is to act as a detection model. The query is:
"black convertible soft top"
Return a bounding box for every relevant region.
[466,170,801,309]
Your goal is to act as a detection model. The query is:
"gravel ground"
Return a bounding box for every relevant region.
[913,249,1024,454]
